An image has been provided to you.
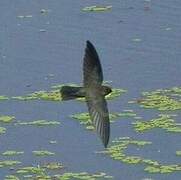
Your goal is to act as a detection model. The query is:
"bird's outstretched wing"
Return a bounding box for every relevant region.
[83,40,110,147]
[83,40,103,87]
[86,94,110,148]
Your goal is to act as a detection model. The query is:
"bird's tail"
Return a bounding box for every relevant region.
[60,86,85,100]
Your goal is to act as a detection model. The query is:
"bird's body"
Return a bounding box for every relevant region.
[61,85,111,100]
[60,41,112,147]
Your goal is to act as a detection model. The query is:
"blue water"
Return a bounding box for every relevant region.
[0,0,181,179]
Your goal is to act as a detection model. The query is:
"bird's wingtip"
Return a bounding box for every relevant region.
[86,40,96,52]
[104,144,108,148]
[103,138,109,148]
[86,40,92,47]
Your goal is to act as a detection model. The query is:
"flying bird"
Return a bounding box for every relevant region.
[60,41,112,147]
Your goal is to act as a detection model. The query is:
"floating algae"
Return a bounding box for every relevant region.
[176,151,181,156]
[5,175,19,180]
[0,118,13,138]
[7,163,112,179]
[144,164,181,174]
[16,166,45,175]
[2,151,24,156]
[133,114,181,133]
[32,150,55,156]
[100,137,181,174]
[0,160,21,168]
[82,5,112,12]
[32,172,112,180]
[10,84,126,102]
[12,89,62,101]
[12,84,78,101]
[56,172,112,179]
[101,137,152,164]
[0,127,6,134]
[118,110,137,118]
[136,87,181,111]
[0,115,15,123]
[106,88,127,100]
[17,120,60,126]
[0,96,9,101]
[139,95,181,111]
[71,111,135,130]
[42,162,63,170]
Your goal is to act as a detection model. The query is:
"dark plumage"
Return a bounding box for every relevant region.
[60,41,112,147]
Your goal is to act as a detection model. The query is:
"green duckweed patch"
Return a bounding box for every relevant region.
[17,120,60,126]
[118,110,137,118]
[20,172,112,179]
[8,84,126,102]
[82,5,112,12]
[32,150,55,156]
[176,151,181,156]
[12,89,62,101]
[144,164,181,174]
[5,175,20,180]
[70,112,93,130]
[42,162,63,170]
[16,166,45,175]
[0,160,21,168]
[0,115,15,123]
[0,96,9,101]
[14,163,62,178]
[70,111,135,130]
[133,114,181,133]
[136,87,181,111]
[0,127,6,134]
[106,88,127,100]
[7,164,112,179]
[101,137,152,164]
[12,83,80,102]
[100,137,181,174]
[2,151,24,156]
[57,172,112,179]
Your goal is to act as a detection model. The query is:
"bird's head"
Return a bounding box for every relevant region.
[102,85,112,96]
